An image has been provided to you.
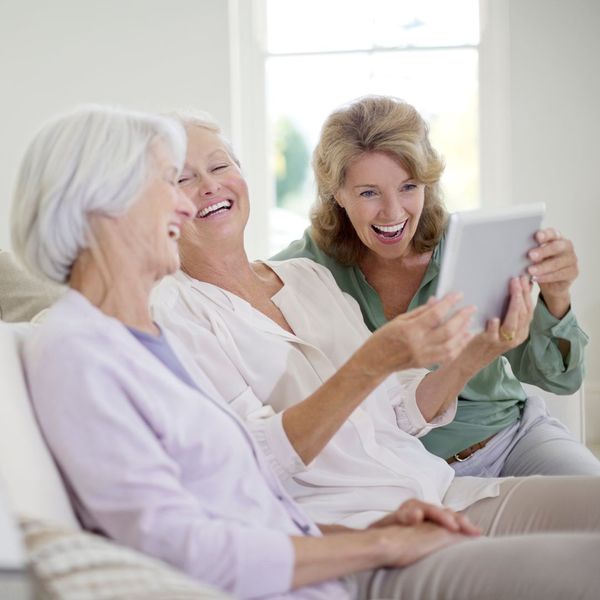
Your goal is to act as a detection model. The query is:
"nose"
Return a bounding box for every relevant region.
[379,193,405,221]
[198,173,221,196]
[176,187,195,222]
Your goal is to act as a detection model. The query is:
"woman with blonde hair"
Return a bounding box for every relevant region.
[274,94,597,478]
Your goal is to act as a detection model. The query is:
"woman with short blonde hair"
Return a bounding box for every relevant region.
[274,94,598,479]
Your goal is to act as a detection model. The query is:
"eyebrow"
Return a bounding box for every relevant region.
[353,177,414,189]
[208,148,230,160]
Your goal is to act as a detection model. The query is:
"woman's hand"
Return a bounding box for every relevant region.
[416,276,534,422]
[365,293,476,374]
[528,228,578,319]
[368,498,481,536]
[458,275,534,372]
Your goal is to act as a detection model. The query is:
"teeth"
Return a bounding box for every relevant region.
[197,200,232,218]
[168,224,180,240]
[373,221,406,234]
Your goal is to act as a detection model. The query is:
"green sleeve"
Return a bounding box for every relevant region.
[504,297,589,394]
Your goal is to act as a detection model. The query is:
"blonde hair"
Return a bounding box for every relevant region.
[311,95,447,265]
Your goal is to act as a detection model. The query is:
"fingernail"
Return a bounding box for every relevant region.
[530,251,538,260]
[529,266,537,274]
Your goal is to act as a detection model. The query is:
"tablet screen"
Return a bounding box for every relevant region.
[436,203,546,332]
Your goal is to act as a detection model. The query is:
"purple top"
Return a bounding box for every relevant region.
[23,290,351,600]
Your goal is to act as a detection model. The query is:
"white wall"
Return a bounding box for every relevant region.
[480,0,600,441]
[0,0,233,252]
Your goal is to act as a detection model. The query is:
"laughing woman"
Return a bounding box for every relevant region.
[151,111,600,540]
[273,95,599,478]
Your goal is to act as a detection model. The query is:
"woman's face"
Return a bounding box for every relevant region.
[335,151,426,261]
[177,126,249,252]
[112,140,194,280]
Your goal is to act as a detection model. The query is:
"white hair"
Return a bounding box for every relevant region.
[169,109,240,166]
[10,105,186,283]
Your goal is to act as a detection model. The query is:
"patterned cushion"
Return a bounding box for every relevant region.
[20,518,232,599]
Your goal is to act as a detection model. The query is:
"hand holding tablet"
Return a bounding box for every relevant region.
[436,203,546,333]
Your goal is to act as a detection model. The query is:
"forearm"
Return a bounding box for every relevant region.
[291,530,383,588]
[415,361,477,422]
[282,343,389,464]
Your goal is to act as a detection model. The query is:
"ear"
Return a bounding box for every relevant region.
[333,192,345,209]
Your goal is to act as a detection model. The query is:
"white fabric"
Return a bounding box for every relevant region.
[0,322,79,528]
[152,258,500,527]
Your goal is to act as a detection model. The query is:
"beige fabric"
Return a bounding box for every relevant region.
[0,322,79,528]
[21,518,232,599]
[460,475,600,535]
[358,533,600,600]
[0,251,62,323]
[355,476,600,599]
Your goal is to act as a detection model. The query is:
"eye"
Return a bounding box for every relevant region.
[212,163,229,172]
[178,174,194,185]
[359,189,377,199]
[401,183,418,192]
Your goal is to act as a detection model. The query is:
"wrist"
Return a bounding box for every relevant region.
[540,292,571,320]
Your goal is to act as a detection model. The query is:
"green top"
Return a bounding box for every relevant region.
[272,228,589,459]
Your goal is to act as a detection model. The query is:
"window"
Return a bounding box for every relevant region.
[266,0,479,253]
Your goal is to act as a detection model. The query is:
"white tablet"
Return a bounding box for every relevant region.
[436,203,546,332]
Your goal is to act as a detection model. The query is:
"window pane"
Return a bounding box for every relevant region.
[267,0,479,55]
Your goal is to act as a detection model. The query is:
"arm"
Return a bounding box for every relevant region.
[506,229,588,393]
[282,294,474,463]
[154,276,473,467]
[294,498,480,588]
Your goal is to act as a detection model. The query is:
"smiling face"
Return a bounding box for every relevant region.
[177,125,249,254]
[335,151,426,261]
[109,140,194,281]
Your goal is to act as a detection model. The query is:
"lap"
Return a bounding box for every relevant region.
[357,533,600,600]
[501,421,600,476]
[451,396,600,477]
[460,475,600,535]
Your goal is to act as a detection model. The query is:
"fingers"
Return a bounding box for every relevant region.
[498,277,532,345]
[394,500,481,536]
[408,292,463,326]
[534,227,561,245]
[529,231,578,282]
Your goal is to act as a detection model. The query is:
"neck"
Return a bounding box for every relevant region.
[359,244,421,273]
[181,237,260,297]
[69,250,158,334]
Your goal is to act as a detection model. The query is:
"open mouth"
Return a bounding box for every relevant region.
[371,220,407,240]
[197,200,232,218]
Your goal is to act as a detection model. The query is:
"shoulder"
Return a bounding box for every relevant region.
[25,291,128,371]
[265,257,339,290]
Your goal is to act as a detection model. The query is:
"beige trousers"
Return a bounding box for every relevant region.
[356,476,600,599]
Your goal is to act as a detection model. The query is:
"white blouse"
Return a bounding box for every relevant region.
[152,258,499,527]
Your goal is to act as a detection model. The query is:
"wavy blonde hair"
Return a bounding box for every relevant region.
[311,95,447,265]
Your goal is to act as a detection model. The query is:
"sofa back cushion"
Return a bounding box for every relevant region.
[0,321,79,528]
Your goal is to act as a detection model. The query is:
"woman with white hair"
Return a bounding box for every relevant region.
[14,105,600,600]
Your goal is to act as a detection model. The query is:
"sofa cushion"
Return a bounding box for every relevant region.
[0,322,79,528]
[21,517,232,599]
[0,251,62,323]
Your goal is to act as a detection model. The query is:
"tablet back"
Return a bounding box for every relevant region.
[436,203,546,332]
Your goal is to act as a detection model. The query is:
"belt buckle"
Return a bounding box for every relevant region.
[452,450,474,463]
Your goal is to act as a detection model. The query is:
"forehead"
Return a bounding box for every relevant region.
[185,125,229,159]
[345,151,410,181]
